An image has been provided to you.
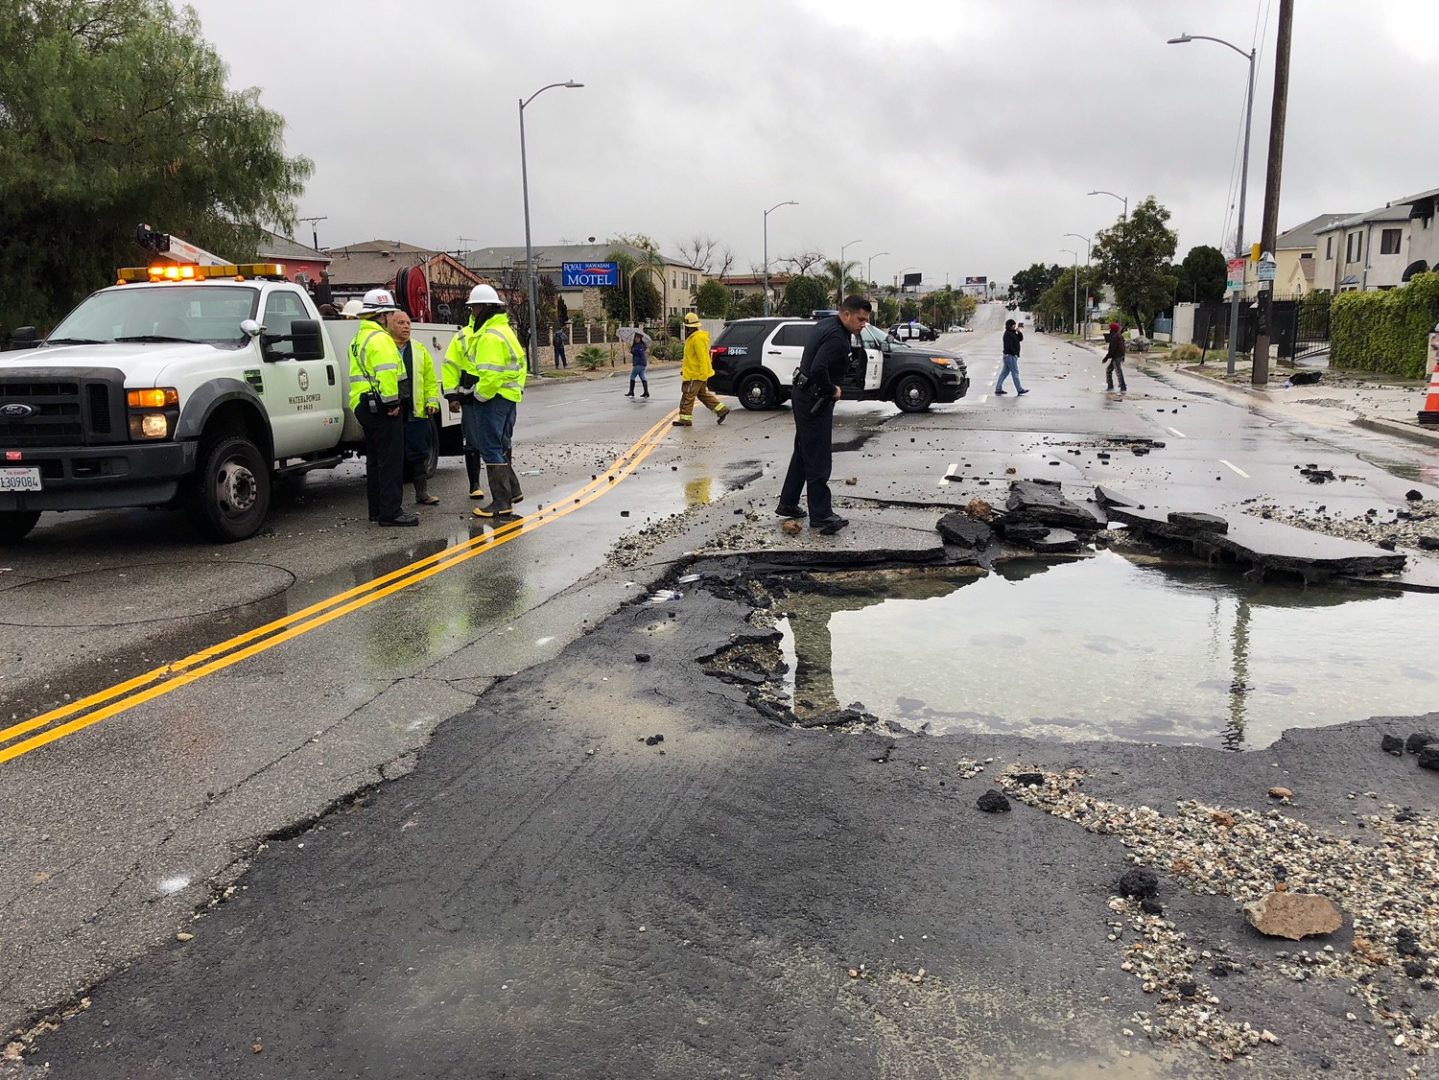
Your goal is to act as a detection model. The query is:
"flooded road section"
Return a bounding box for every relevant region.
[775,552,1437,749]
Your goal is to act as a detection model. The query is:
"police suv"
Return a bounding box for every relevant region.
[706,318,969,413]
[0,259,459,543]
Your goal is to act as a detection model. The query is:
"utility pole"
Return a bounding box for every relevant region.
[297,215,327,251]
[1251,0,1293,386]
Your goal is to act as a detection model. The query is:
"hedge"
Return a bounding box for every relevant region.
[1330,272,1439,378]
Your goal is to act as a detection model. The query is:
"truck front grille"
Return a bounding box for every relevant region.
[0,372,126,447]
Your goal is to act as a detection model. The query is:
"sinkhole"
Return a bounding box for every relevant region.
[771,551,1438,750]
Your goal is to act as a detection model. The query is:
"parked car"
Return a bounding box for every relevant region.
[707,318,969,413]
[888,322,939,342]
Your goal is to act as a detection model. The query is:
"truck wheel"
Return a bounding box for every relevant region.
[894,374,935,413]
[737,372,778,410]
[425,417,441,478]
[0,511,41,544]
[185,434,272,542]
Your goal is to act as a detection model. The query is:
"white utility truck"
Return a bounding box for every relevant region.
[0,228,461,543]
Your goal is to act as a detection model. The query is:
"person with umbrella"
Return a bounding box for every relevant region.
[621,326,651,398]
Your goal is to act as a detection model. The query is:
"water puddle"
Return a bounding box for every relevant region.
[773,552,1438,749]
[1356,453,1439,486]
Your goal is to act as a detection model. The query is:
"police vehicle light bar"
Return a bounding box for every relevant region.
[115,263,287,284]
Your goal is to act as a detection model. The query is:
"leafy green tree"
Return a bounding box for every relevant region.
[1091,196,1179,334]
[1009,263,1063,311]
[602,248,662,323]
[822,259,860,305]
[731,291,767,319]
[0,0,312,336]
[1172,244,1227,304]
[877,296,900,324]
[1036,266,1103,333]
[694,279,731,318]
[781,275,831,316]
[899,299,920,322]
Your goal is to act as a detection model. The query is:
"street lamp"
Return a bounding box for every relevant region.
[867,251,890,291]
[838,239,863,305]
[1062,248,1079,336]
[519,78,583,374]
[762,200,798,316]
[1168,31,1256,377]
[1064,233,1090,339]
[1087,190,1128,220]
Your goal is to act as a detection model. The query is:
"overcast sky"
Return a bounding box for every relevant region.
[184,0,1437,288]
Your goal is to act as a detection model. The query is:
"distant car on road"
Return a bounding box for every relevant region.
[947,325,974,333]
[888,322,939,342]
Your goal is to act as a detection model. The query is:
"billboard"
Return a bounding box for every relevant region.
[901,271,923,287]
[964,276,987,287]
[562,262,620,288]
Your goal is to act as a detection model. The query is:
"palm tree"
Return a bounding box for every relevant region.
[823,259,860,306]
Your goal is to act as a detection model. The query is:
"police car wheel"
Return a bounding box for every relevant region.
[0,510,41,544]
[737,372,778,410]
[894,374,935,413]
[186,434,272,542]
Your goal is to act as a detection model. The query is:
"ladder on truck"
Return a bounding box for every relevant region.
[135,224,230,267]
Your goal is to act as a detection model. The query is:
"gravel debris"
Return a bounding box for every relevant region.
[1245,499,1439,553]
[1000,767,1439,1061]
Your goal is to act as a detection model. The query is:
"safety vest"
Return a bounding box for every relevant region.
[349,318,403,412]
[443,313,527,404]
[400,339,441,419]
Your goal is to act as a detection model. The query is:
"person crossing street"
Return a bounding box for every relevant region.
[1102,321,1128,393]
[349,289,419,526]
[672,312,728,427]
[443,285,528,519]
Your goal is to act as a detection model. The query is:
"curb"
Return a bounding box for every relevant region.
[1352,416,1439,448]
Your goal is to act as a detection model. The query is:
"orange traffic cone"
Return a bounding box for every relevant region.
[1419,366,1439,426]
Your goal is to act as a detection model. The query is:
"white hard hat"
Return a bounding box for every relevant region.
[361,288,400,314]
[466,283,501,306]
[339,299,365,318]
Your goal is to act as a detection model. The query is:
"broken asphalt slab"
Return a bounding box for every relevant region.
[702,506,948,567]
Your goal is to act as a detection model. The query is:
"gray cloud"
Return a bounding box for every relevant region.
[185,0,1438,285]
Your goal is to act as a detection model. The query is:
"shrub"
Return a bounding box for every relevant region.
[1330,272,1439,378]
[576,346,608,371]
[1170,343,1202,363]
[650,338,684,361]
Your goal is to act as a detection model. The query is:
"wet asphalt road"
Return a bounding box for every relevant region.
[3,305,1439,1076]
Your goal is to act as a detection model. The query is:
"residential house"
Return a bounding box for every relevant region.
[462,242,706,323]
[719,272,791,311]
[326,240,484,323]
[1395,186,1439,281]
[1312,204,1412,293]
[254,229,332,291]
[1268,212,1351,298]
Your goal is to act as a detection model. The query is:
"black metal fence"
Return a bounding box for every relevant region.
[1191,293,1332,362]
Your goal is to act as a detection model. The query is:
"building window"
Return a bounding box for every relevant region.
[1380,228,1402,255]
[1325,236,1333,259]
[1346,232,1362,263]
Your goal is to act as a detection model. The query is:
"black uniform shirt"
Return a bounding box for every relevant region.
[799,315,852,397]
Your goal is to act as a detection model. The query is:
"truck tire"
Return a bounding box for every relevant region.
[184,434,272,542]
[737,371,779,410]
[0,511,41,544]
[894,373,935,413]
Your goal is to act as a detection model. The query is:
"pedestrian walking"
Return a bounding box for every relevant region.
[626,330,650,398]
[1102,321,1128,393]
[776,294,872,535]
[349,288,419,527]
[552,323,568,369]
[443,284,527,519]
[672,312,729,426]
[386,311,442,506]
[995,317,1028,395]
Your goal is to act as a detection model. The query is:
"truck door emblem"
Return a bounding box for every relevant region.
[1,403,35,419]
[297,369,310,392]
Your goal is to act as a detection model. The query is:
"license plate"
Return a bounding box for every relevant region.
[0,467,41,492]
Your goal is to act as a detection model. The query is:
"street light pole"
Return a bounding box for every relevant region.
[519,79,583,375]
[837,239,863,306]
[867,251,890,291]
[1086,190,1128,220]
[763,200,798,316]
[1168,33,1256,377]
[1064,233,1091,339]
[1062,249,1079,335]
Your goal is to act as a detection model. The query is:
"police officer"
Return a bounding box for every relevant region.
[443,284,527,519]
[776,294,873,535]
[350,288,419,526]
[386,310,442,505]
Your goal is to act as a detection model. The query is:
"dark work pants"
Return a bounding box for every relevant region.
[402,415,431,479]
[779,395,834,522]
[357,407,404,521]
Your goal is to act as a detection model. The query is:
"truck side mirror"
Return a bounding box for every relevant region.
[7,326,39,350]
[261,319,325,362]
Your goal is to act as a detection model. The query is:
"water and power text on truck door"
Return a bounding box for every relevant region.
[0,226,459,545]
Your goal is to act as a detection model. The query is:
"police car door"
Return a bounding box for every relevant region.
[851,326,884,392]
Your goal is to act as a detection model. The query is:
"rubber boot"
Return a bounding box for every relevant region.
[505,451,524,504]
[472,464,514,518]
[465,450,485,499]
[413,471,439,506]
[641,380,649,398]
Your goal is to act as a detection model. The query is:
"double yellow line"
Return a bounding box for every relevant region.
[0,409,678,767]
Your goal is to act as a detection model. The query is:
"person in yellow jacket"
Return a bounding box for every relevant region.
[443,284,528,518]
[350,288,419,527]
[385,311,442,506]
[673,312,729,427]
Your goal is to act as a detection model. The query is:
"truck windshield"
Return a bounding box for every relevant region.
[45,285,261,348]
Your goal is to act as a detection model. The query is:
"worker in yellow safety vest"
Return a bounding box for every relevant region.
[673,312,729,427]
[350,288,419,526]
[385,310,443,506]
[443,284,528,518]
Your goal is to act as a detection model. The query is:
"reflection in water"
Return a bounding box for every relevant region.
[775,553,1434,750]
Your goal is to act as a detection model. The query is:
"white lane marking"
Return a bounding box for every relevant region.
[978,394,988,403]
[938,462,958,488]
[1219,459,1250,478]
[1166,427,1187,438]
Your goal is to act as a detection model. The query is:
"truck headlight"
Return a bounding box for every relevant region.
[126,387,179,440]
[130,413,170,439]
